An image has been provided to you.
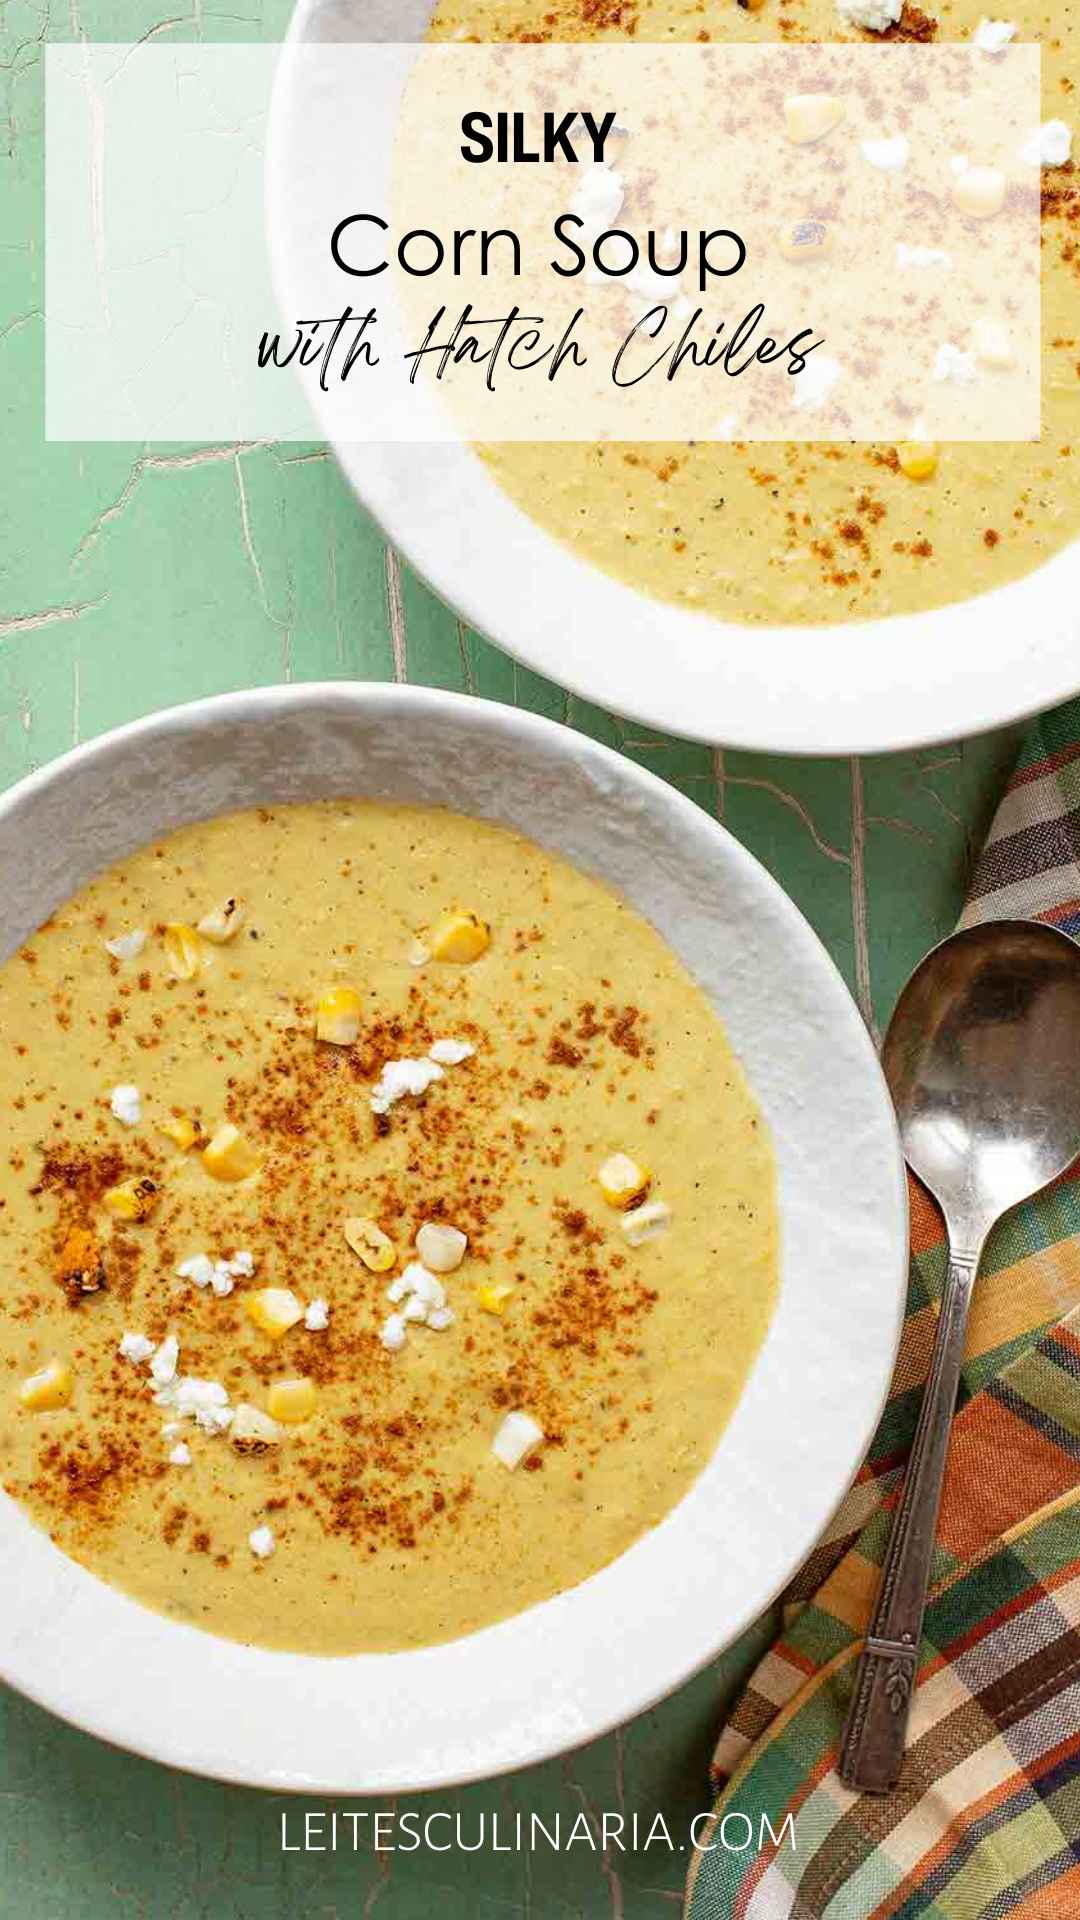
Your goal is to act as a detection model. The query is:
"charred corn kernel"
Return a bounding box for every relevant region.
[897,441,938,481]
[158,1112,201,1151]
[597,1152,651,1210]
[244,1287,304,1339]
[951,164,1006,219]
[737,0,766,11]
[230,1403,281,1453]
[476,1282,514,1316]
[19,1359,73,1411]
[267,1376,317,1424]
[202,1122,261,1182]
[344,1216,396,1271]
[415,1222,468,1273]
[102,1176,160,1223]
[197,895,246,943]
[164,922,205,979]
[427,909,490,964]
[56,1225,106,1301]
[315,985,362,1046]
[783,93,845,147]
[778,218,831,262]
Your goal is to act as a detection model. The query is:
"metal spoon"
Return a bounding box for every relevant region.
[839,918,1080,1795]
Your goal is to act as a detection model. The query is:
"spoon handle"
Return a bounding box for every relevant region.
[838,1244,980,1795]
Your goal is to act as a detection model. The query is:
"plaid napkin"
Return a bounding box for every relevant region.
[686,701,1080,1920]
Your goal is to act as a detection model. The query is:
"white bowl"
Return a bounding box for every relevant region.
[268,6,1080,756]
[0,683,907,1790]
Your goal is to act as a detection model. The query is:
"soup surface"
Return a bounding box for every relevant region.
[0,802,778,1654]
[431,0,1080,624]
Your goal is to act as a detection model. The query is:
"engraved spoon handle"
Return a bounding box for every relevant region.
[838,1244,980,1795]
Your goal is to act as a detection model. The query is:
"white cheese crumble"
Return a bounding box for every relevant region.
[177,1248,255,1299]
[427,1038,475,1067]
[109,1083,142,1127]
[896,243,952,271]
[569,162,624,231]
[491,1411,545,1470]
[305,1297,330,1331]
[933,342,978,385]
[973,16,1016,49]
[380,1312,407,1352]
[104,929,147,962]
[119,1331,154,1364]
[177,1253,216,1290]
[1021,119,1073,167]
[836,0,901,31]
[168,1442,192,1467]
[155,1376,233,1433]
[792,354,842,412]
[149,1333,179,1387]
[427,1306,456,1332]
[249,1524,276,1559]
[370,1057,445,1114]
[862,134,909,171]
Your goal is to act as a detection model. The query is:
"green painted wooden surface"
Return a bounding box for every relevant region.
[0,4,1024,1912]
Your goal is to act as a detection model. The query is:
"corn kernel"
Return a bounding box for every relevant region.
[158,1112,201,1152]
[197,896,246,943]
[231,1403,281,1453]
[778,218,831,263]
[316,985,362,1046]
[19,1359,74,1411]
[427,909,491,965]
[163,922,205,979]
[344,1216,397,1271]
[622,1200,672,1247]
[202,1123,261,1182]
[783,94,845,147]
[267,1376,317,1424]
[897,441,939,481]
[476,1282,514,1316]
[737,0,766,11]
[244,1287,304,1339]
[951,165,1006,219]
[597,1153,651,1209]
[56,1225,106,1301]
[102,1176,160,1223]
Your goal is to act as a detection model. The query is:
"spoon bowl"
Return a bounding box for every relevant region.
[841,917,1080,1794]
[883,918,1080,1251]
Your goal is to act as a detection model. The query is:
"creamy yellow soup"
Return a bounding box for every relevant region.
[431,0,1080,624]
[0,803,778,1654]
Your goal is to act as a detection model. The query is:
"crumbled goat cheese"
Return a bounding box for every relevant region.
[380,1313,407,1352]
[305,1297,330,1331]
[933,342,978,384]
[178,1248,254,1298]
[110,1083,142,1126]
[836,0,901,30]
[491,1410,545,1470]
[1021,119,1073,167]
[119,1331,154,1364]
[896,243,952,271]
[149,1333,179,1386]
[427,1038,475,1066]
[862,135,909,171]
[155,1376,233,1433]
[973,16,1016,49]
[104,929,147,962]
[792,354,842,412]
[249,1524,275,1559]
[369,1056,445,1114]
[168,1442,192,1467]
[570,162,624,230]
[427,1306,456,1332]
[229,1250,255,1277]
[177,1253,216,1290]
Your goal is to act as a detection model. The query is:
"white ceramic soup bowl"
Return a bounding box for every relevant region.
[0,683,906,1791]
[268,2,1080,755]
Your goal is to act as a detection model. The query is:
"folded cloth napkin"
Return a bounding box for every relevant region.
[686,702,1080,1920]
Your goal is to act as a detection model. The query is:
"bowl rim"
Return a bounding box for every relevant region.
[267,9,1080,757]
[0,681,909,1792]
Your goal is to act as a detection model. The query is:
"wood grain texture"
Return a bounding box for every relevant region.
[0,1,1021,1909]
